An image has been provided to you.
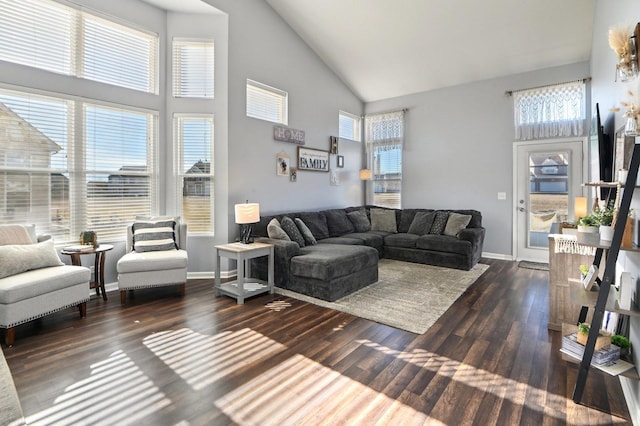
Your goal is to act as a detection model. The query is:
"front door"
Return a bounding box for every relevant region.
[514,139,586,262]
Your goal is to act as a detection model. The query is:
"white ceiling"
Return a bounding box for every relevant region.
[142,0,596,103]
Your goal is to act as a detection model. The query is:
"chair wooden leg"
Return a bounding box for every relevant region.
[120,290,127,305]
[179,283,186,297]
[78,302,87,318]
[5,327,15,347]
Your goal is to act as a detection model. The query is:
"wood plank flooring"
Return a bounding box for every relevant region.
[2,259,633,425]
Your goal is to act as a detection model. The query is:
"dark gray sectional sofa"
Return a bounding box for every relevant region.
[250,206,485,302]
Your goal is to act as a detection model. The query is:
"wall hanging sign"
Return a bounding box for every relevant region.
[298,147,329,172]
[329,136,339,154]
[274,125,305,145]
[290,167,297,182]
[276,151,290,176]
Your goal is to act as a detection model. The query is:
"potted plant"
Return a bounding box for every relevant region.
[577,322,611,350]
[577,214,600,233]
[595,207,615,241]
[611,334,631,359]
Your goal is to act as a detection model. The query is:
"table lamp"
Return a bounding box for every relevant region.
[359,169,372,180]
[574,196,587,222]
[235,202,260,244]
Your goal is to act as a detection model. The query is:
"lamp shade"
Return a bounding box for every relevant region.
[235,203,260,224]
[574,196,587,220]
[359,169,372,180]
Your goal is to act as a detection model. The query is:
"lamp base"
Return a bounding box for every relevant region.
[239,224,254,244]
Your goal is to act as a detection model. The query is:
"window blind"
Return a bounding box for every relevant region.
[83,104,156,240]
[173,39,214,98]
[246,79,288,125]
[0,88,73,240]
[0,0,158,94]
[339,110,361,141]
[175,115,214,233]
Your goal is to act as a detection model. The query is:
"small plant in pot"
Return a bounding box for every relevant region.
[577,322,611,350]
[611,334,631,359]
[577,214,600,233]
[595,207,615,241]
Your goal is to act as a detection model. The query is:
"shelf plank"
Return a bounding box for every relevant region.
[567,278,640,317]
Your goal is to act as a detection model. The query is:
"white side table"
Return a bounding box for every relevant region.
[214,242,274,304]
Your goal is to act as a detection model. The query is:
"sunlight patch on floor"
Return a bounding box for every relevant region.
[215,354,445,425]
[25,350,171,426]
[356,339,627,425]
[143,327,287,391]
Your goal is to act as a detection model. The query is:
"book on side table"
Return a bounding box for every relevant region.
[63,244,96,252]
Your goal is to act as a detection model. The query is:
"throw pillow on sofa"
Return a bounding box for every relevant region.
[429,211,450,234]
[281,216,305,247]
[132,220,178,252]
[347,209,371,232]
[297,212,330,240]
[444,212,472,237]
[267,218,291,241]
[295,218,317,245]
[324,209,355,237]
[0,239,64,279]
[408,211,436,235]
[371,208,397,233]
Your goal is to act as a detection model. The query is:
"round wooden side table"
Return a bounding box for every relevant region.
[61,244,114,301]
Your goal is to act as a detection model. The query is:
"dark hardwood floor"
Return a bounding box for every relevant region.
[2,259,633,425]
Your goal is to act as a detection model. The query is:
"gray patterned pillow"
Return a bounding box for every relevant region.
[444,213,472,237]
[370,208,397,233]
[133,220,178,252]
[267,218,291,241]
[429,211,450,234]
[347,210,371,232]
[281,216,305,247]
[408,211,436,235]
[0,239,64,279]
[295,218,317,245]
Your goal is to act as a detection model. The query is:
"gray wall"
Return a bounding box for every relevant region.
[365,62,590,256]
[591,0,640,419]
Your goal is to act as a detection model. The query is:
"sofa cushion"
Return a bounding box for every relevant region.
[408,211,436,235]
[281,216,305,247]
[318,236,364,245]
[429,211,450,234]
[0,265,90,304]
[341,232,384,249]
[295,218,317,245]
[444,212,472,237]
[267,218,291,241]
[347,209,371,232]
[384,233,419,248]
[298,212,330,240]
[324,209,355,237]
[0,225,34,245]
[371,208,397,233]
[117,249,189,274]
[416,234,472,256]
[291,244,378,281]
[398,209,418,233]
[132,220,178,252]
[0,240,64,279]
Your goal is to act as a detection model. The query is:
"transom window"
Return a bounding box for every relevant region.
[339,110,361,141]
[173,39,215,98]
[246,79,288,125]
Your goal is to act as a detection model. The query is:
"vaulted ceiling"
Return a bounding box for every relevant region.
[143,0,596,102]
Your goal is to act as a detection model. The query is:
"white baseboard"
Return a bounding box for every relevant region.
[102,270,236,294]
[482,252,514,261]
[620,377,640,426]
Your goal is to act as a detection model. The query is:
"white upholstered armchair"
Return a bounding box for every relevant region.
[116,220,188,305]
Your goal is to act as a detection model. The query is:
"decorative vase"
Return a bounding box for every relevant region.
[599,225,614,241]
[624,114,638,136]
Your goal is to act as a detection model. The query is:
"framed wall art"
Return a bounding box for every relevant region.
[329,136,339,154]
[298,147,329,172]
[276,152,290,176]
[337,155,344,168]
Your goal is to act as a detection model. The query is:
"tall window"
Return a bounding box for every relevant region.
[246,79,288,125]
[175,115,214,233]
[173,39,215,98]
[0,87,157,242]
[0,0,159,94]
[513,80,586,140]
[364,110,405,208]
[339,110,361,141]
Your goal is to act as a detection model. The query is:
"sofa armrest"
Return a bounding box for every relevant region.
[251,237,300,288]
[37,234,52,243]
[458,227,485,263]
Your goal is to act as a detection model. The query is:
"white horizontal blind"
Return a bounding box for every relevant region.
[339,110,361,141]
[0,88,73,240]
[173,39,214,98]
[246,79,288,125]
[175,115,214,233]
[0,0,76,75]
[83,104,156,240]
[83,14,158,93]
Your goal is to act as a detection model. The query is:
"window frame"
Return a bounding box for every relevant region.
[172,38,215,99]
[339,110,362,142]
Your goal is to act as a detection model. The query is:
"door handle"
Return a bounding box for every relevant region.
[518,207,526,212]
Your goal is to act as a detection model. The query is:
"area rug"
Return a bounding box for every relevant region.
[0,348,25,426]
[275,259,489,334]
[518,260,549,271]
